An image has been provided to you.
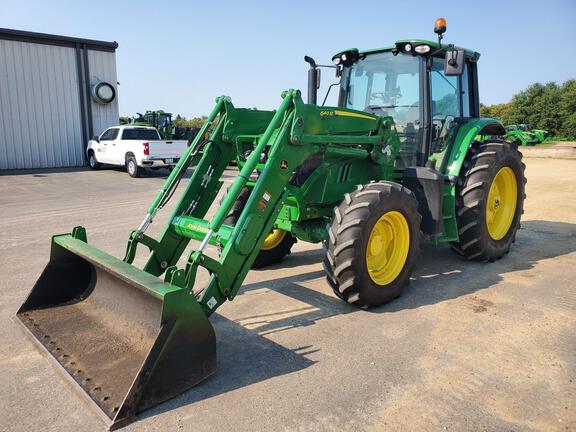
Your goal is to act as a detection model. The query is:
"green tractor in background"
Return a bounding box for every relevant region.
[531,127,551,142]
[17,18,526,429]
[122,110,199,141]
[131,110,175,139]
[505,124,550,145]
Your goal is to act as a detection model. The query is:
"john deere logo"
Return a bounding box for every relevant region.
[280,160,288,170]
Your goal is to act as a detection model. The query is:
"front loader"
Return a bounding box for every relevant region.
[17,18,526,429]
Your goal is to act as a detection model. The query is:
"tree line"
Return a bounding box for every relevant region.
[173,115,208,129]
[480,80,575,139]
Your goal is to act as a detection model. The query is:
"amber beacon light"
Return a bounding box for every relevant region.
[434,17,447,35]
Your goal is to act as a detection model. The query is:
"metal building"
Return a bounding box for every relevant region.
[0,28,119,170]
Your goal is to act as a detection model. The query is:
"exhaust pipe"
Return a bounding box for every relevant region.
[305,56,319,105]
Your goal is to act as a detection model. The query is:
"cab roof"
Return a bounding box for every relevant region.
[361,39,480,61]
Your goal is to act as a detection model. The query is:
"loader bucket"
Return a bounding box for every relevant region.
[16,232,216,430]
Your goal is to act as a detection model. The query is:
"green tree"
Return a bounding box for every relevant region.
[482,79,576,139]
[480,103,512,125]
[188,116,208,128]
[173,115,208,129]
[480,103,491,118]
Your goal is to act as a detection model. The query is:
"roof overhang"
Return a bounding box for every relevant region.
[0,28,118,52]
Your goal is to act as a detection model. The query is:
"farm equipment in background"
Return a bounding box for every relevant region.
[504,124,549,145]
[17,18,526,429]
[123,110,199,141]
[531,128,552,142]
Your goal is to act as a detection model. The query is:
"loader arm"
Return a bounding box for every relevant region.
[143,89,318,315]
[131,89,390,316]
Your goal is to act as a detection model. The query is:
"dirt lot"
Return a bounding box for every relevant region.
[0,158,574,432]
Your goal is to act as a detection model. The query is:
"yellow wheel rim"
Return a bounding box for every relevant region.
[486,167,517,240]
[366,211,410,286]
[262,229,287,250]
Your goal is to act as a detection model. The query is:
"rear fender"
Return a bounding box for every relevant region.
[437,118,505,243]
[444,118,505,178]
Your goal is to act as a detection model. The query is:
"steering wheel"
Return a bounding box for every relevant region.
[371,90,402,102]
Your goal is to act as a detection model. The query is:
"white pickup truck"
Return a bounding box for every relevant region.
[87,125,188,177]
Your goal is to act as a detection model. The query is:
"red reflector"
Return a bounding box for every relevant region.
[143,142,149,155]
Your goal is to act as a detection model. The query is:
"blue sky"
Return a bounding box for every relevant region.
[3,0,575,117]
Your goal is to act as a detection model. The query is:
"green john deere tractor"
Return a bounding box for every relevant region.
[129,110,198,140]
[131,110,175,139]
[17,18,525,429]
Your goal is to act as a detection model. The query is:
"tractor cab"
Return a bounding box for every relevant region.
[307,18,482,170]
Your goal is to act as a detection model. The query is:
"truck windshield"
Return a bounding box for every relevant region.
[341,51,422,167]
[122,129,160,140]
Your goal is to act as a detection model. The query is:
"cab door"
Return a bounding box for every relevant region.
[428,57,472,170]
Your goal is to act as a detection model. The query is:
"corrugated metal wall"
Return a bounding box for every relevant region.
[88,50,119,137]
[0,40,84,169]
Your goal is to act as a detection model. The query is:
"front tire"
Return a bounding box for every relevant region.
[126,155,142,178]
[87,151,101,170]
[451,141,526,261]
[324,182,421,308]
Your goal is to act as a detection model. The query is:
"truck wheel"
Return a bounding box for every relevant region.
[324,182,421,307]
[126,155,142,178]
[222,187,296,268]
[451,141,526,261]
[87,151,101,170]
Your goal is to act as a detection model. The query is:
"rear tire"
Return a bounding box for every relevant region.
[88,151,101,170]
[451,141,526,261]
[324,181,421,308]
[126,155,142,178]
[222,187,296,268]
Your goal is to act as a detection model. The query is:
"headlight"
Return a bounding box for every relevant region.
[404,43,412,52]
[415,44,431,54]
[331,49,359,67]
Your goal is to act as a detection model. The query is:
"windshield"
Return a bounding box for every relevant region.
[122,128,160,140]
[341,51,421,130]
[341,51,422,167]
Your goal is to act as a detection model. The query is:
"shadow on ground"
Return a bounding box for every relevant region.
[237,220,576,327]
[141,313,317,421]
[0,165,242,179]
[0,166,90,176]
[140,220,575,423]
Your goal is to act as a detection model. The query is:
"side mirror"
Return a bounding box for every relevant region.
[92,136,100,142]
[444,49,465,76]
